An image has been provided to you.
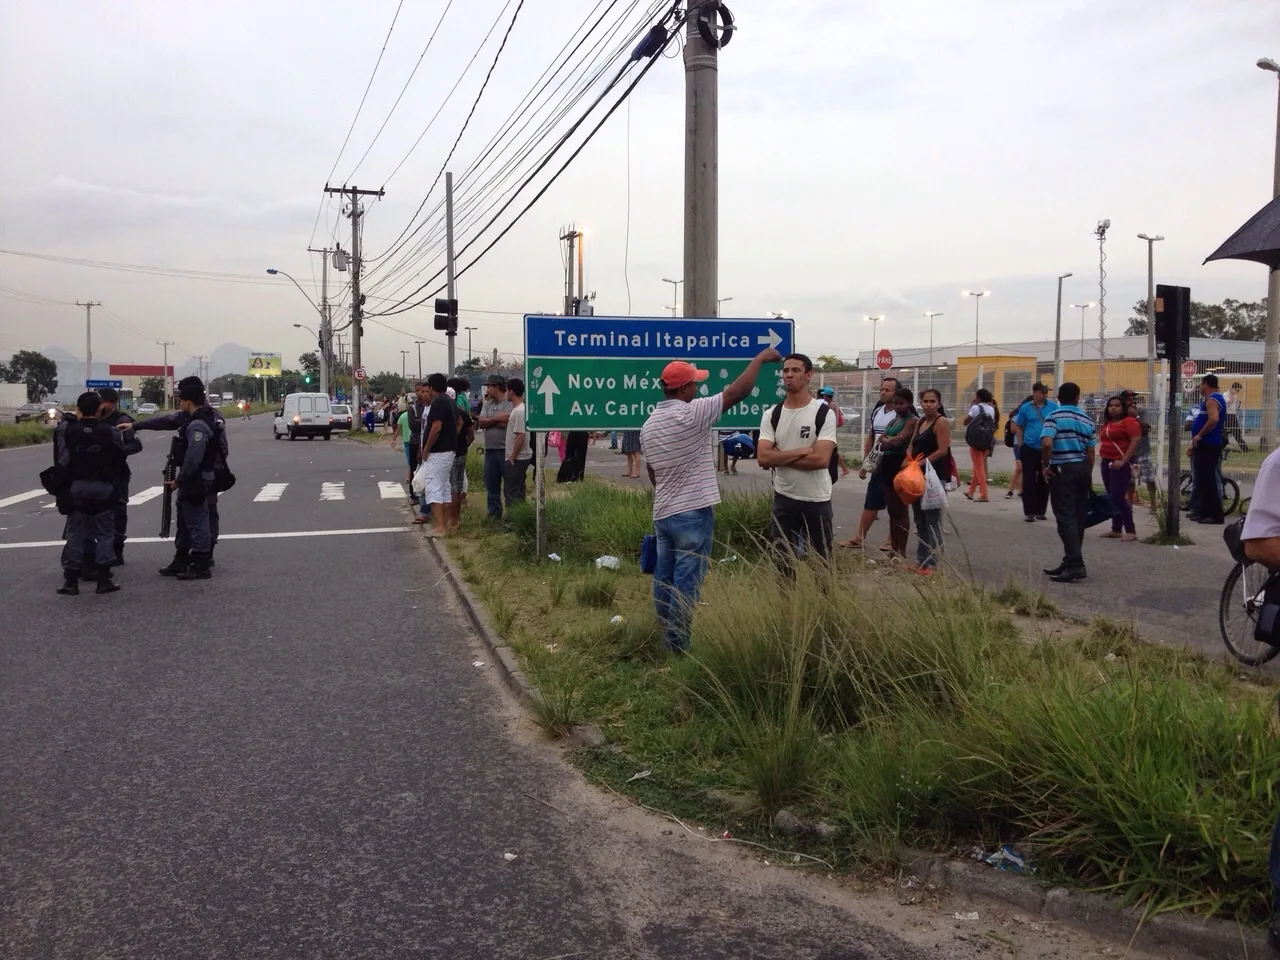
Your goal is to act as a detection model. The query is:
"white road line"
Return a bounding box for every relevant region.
[128,485,165,506]
[0,489,46,509]
[0,527,412,550]
[42,500,58,509]
[254,483,289,502]
[320,482,345,501]
[379,481,406,499]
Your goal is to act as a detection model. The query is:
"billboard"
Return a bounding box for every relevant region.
[248,352,282,376]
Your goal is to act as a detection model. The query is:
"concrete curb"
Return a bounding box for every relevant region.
[904,852,1268,959]
[425,525,1267,959]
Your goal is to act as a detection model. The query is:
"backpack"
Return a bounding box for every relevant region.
[1004,399,1030,448]
[770,401,839,484]
[965,406,996,451]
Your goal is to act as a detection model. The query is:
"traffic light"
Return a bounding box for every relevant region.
[303,374,312,385]
[1154,284,1191,360]
[434,297,458,334]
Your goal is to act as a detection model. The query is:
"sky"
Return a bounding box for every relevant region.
[1,0,1279,379]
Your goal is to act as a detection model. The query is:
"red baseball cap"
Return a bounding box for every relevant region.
[660,360,709,389]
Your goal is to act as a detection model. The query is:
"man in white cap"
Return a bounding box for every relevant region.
[639,347,781,653]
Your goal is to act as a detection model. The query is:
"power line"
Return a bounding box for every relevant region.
[0,249,324,288]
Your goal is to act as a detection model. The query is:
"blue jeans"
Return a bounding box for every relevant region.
[483,448,506,518]
[653,506,715,653]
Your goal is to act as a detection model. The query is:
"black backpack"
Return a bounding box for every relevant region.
[770,402,839,484]
[965,407,997,451]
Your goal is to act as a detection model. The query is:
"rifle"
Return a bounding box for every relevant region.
[160,436,181,538]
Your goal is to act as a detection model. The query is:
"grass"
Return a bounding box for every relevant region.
[1144,492,1196,546]
[443,481,1280,925]
[0,421,55,448]
[991,578,1059,618]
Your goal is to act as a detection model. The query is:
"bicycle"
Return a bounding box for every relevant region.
[1179,447,1241,516]
[1220,560,1279,665]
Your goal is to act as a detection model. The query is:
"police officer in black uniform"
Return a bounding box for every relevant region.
[92,387,141,566]
[53,392,127,595]
[127,376,222,580]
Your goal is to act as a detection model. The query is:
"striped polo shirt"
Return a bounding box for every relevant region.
[640,393,724,521]
[1040,404,1097,465]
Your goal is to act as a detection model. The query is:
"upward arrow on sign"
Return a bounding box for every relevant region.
[537,375,561,415]
[756,328,783,349]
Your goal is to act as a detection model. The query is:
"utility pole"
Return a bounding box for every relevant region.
[577,229,585,309]
[307,246,333,396]
[1257,57,1280,451]
[560,225,578,316]
[1054,273,1072,387]
[414,340,425,381]
[445,171,458,374]
[325,183,384,416]
[157,340,174,408]
[682,8,721,319]
[76,301,101,385]
[464,327,477,362]
[1137,235,1163,403]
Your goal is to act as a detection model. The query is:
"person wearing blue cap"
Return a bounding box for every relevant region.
[817,386,849,478]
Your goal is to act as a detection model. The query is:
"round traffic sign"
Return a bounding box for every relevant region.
[876,349,894,371]
[1180,360,1198,378]
[354,366,367,381]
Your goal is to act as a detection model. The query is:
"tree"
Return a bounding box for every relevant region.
[815,353,854,371]
[455,356,484,377]
[298,351,320,382]
[138,376,167,405]
[8,350,58,401]
[1125,296,1268,340]
[367,370,408,398]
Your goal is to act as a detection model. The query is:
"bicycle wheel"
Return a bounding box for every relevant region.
[1179,472,1192,512]
[1222,478,1240,516]
[1219,562,1279,665]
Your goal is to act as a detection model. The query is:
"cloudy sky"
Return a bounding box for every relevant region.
[1,0,1278,378]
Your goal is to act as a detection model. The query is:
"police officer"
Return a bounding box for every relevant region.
[92,387,141,567]
[128,376,222,580]
[53,392,127,595]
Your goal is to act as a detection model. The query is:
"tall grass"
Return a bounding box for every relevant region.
[680,560,1280,920]
[0,422,54,449]
[506,479,771,560]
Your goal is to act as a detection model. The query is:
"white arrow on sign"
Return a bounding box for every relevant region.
[756,328,783,349]
[537,375,561,415]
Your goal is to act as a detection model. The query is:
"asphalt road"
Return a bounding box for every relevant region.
[3,416,1158,959]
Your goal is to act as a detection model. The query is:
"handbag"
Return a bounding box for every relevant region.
[640,533,657,574]
[862,435,883,472]
[1083,490,1119,529]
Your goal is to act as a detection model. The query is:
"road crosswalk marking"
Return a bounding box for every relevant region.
[254,483,289,502]
[0,489,46,509]
[128,486,165,506]
[378,481,406,499]
[320,482,345,501]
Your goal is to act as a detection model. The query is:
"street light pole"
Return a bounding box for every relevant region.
[1071,303,1096,360]
[662,277,684,318]
[268,267,327,393]
[963,290,990,356]
[464,327,478,362]
[716,296,733,317]
[1258,57,1280,450]
[864,314,884,356]
[924,312,943,368]
[1136,235,1164,402]
[1054,273,1072,386]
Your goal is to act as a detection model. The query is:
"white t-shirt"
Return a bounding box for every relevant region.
[967,402,995,421]
[505,403,531,461]
[1244,448,1280,542]
[871,403,897,437]
[759,398,838,502]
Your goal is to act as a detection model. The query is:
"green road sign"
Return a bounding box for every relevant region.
[524,314,795,431]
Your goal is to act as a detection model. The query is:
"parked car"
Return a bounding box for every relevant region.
[15,402,59,424]
[136,402,160,415]
[329,403,353,431]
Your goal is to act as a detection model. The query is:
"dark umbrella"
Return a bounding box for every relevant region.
[1204,194,1280,269]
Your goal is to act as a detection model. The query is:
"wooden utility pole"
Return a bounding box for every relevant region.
[324,184,384,415]
[682,11,719,319]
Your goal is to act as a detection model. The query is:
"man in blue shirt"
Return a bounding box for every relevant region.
[720,432,754,475]
[1039,382,1097,583]
[1011,382,1058,523]
[1188,373,1227,525]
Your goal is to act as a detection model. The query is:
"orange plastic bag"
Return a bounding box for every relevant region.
[893,455,926,506]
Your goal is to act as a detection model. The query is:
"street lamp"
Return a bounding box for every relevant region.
[1136,235,1164,401]
[769,310,789,319]
[962,290,991,356]
[1258,57,1280,451]
[1071,302,1096,360]
[864,314,885,356]
[716,296,733,317]
[662,277,684,317]
[413,340,426,381]
[923,311,944,368]
[463,327,477,362]
[271,268,328,395]
[1053,273,1073,384]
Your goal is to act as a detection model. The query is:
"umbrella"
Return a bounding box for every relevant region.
[1204,194,1280,270]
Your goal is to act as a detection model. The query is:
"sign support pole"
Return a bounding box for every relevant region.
[535,433,547,559]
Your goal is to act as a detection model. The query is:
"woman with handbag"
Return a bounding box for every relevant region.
[878,386,919,559]
[910,388,951,573]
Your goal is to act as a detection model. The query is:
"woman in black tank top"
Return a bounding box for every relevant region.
[910,389,951,573]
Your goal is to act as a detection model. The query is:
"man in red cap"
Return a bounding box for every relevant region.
[639,346,781,653]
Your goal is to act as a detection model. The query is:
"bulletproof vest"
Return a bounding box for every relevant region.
[177,407,221,473]
[65,420,123,483]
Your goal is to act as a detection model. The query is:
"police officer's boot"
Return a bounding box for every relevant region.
[176,552,212,580]
[56,571,80,595]
[96,570,120,594]
[159,550,190,576]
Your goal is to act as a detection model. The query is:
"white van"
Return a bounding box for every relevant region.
[273,392,333,440]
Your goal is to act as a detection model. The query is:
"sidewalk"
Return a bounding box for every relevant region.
[575,443,1238,664]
